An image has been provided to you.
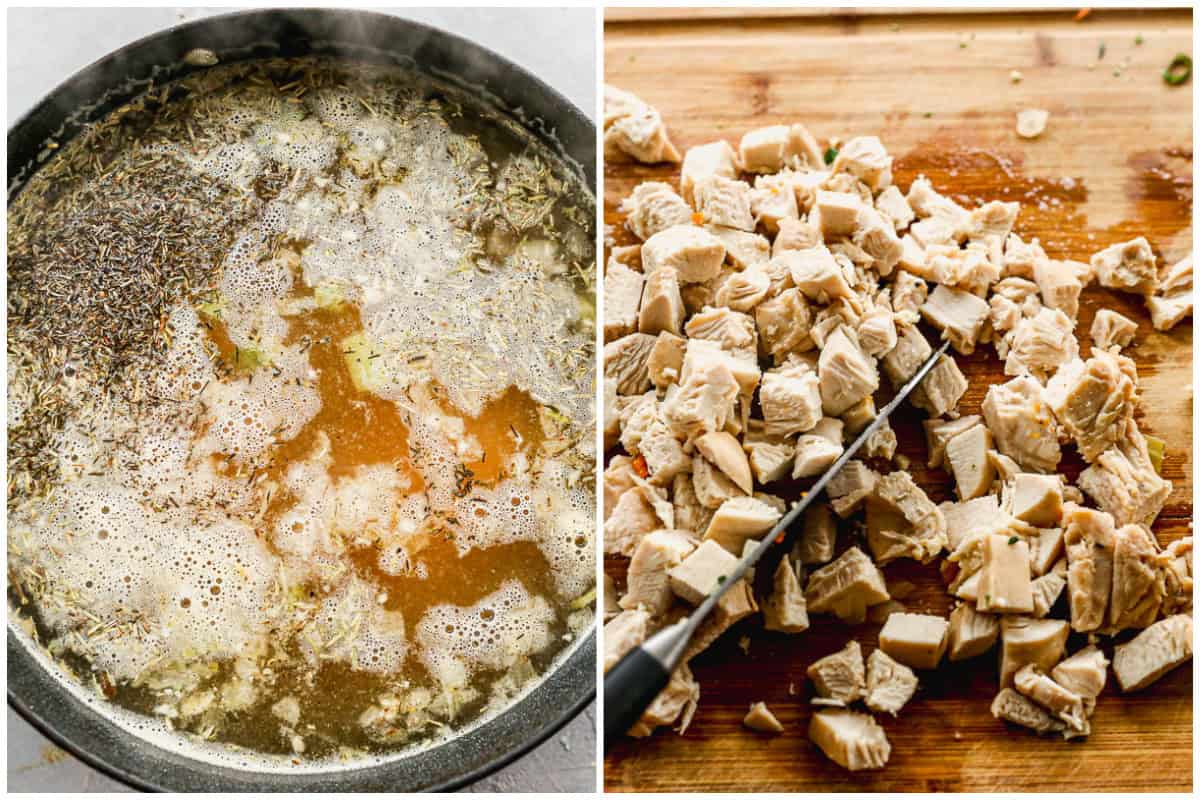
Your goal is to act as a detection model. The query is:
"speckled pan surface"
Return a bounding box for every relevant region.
[7,8,595,792]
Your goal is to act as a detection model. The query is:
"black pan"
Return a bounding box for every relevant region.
[7,8,595,792]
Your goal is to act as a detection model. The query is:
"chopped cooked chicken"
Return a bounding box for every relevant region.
[1013,663,1088,737]
[754,287,814,361]
[605,258,645,341]
[629,662,700,737]
[793,430,844,479]
[863,418,898,460]
[759,360,823,437]
[1077,427,1172,527]
[1008,473,1064,527]
[853,207,903,276]
[604,608,652,672]
[744,437,795,485]
[923,415,982,469]
[947,602,1000,661]
[605,92,681,164]
[714,265,771,313]
[906,175,971,238]
[1015,108,1050,139]
[1090,236,1158,296]
[920,284,990,355]
[623,181,694,241]
[604,455,638,521]
[809,709,892,771]
[743,701,785,733]
[1030,564,1067,618]
[693,174,755,232]
[672,472,714,534]
[621,530,698,616]
[695,431,753,494]
[661,347,740,440]
[641,225,727,284]
[1062,503,1115,632]
[647,332,687,390]
[1051,645,1109,716]
[875,184,915,230]
[637,415,691,485]
[1108,522,1164,631]
[682,577,759,661]
[865,472,948,565]
[981,376,1061,473]
[1004,307,1079,382]
[680,140,739,204]
[812,190,869,239]
[879,612,949,670]
[940,495,1001,550]
[685,306,758,363]
[1033,257,1084,320]
[1044,350,1136,461]
[773,217,823,256]
[750,173,800,233]
[865,649,918,716]
[739,123,823,173]
[839,395,876,435]
[805,546,890,624]
[991,687,1066,734]
[703,495,783,554]
[1145,252,1193,330]
[832,136,893,191]
[605,332,657,395]
[818,326,879,416]
[691,454,746,509]
[976,533,1034,614]
[827,461,880,518]
[667,539,740,605]
[1160,536,1193,616]
[706,225,771,271]
[763,557,810,633]
[603,573,621,622]
[857,306,898,360]
[999,616,1069,687]
[1030,525,1065,577]
[605,483,672,556]
[946,424,996,500]
[639,266,686,336]
[1112,614,1193,692]
[807,640,867,706]
[782,245,856,306]
[891,270,928,317]
[796,503,839,565]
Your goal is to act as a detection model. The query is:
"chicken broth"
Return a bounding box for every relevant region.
[8,56,596,762]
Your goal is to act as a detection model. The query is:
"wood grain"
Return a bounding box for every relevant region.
[604,7,1193,793]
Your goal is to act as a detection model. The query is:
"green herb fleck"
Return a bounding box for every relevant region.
[823,147,838,165]
[716,575,727,585]
[1164,54,1192,86]
[1098,42,1107,61]
[1135,35,1144,46]
[1008,535,1019,545]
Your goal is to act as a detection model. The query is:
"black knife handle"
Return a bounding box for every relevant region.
[603,647,671,751]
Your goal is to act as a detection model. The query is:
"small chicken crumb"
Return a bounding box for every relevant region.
[743,701,785,733]
[1016,109,1050,139]
[1010,70,1024,83]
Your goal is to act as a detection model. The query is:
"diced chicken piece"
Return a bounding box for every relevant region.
[680,140,739,204]
[879,612,949,670]
[667,539,740,605]
[744,438,795,485]
[1109,522,1164,631]
[604,484,672,556]
[603,378,621,449]
[1002,233,1046,279]
[604,332,657,395]
[930,244,1001,296]
[856,306,898,359]
[838,395,876,436]
[1112,614,1193,691]
[682,578,759,661]
[810,190,868,239]
[641,225,726,284]
[875,185,915,232]
[764,557,810,633]
[661,348,740,439]
[629,662,700,737]
[1030,258,1083,321]
[977,533,1034,614]
[604,455,638,521]
[1008,473,1064,528]
[738,701,784,735]
[792,432,843,479]
[1030,525,1065,577]
[618,391,658,455]
[897,234,935,280]
[809,709,891,771]
[620,530,698,616]
[864,649,918,716]
[1004,307,1079,382]
[712,268,769,315]
[807,640,866,706]
[691,455,746,510]
[831,136,893,191]
[646,332,686,390]
[1062,503,1115,632]
[703,495,783,554]
[863,418,898,460]
[781,245,854,306]
[603,84,644,127]
[982,376,1061,473]
[947,602,1000,661]
[692,175,755,232]
[818,326,879,416]
[945,424,995,500]
[918,354,969,418]
[999,616,1069,687]
[991,687,1066,734]
[604,608,652,672]
[1160,536,1193,616]
[796,503,839,565]
[622,181,693,241]
[749,173,800,233]
[1090,236,1158,295]
[1044,351,1136,461]
[1030,565,1067,618]
[965,200,1020,263]
[852,207,903,276]
[672,472,714,534]
[988,449,1023,482]
[1078,430,1171,526]
[805,546,890,624]
[603,573,621,622]
[865,472,948,565]
[759,361,823,437]
[923,415,982,469]
[940,495,1001,551]
[739,123,823,173]
[1145,292,1193,331]
[685,306,758,362]
[691,431,750,494]
[906,175,971,234]
[1051,645,1109,717]
[605,101,681,164]
[827,461,880,518]
[638,266,685,336]
[704,227,770,272]
[604,258,645,341]
[638,417,691,486]
[920,284,990,355]
[754,287,814,362]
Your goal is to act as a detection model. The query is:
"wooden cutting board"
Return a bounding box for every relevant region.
[604,7,1193,793]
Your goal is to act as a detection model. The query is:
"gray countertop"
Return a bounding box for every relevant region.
[6,6,597,794]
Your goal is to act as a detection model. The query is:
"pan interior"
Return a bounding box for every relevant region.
[8,54,596,772]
